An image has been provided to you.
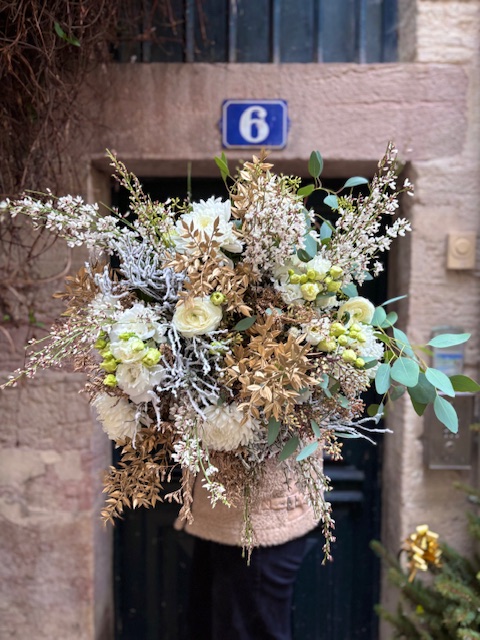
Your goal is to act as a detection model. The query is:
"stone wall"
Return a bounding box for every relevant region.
[380,0,480,631]
[1,0,479,638]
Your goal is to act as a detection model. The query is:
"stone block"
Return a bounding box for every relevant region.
[417,1,480,63]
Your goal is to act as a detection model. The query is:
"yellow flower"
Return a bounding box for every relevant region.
[318,339,336,353]
[103,374,117,387]
[210,291,226,306]
[300,282,320,301]
[342,349,357,364]
[142,348,161,367]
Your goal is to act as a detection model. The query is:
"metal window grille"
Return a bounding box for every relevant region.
[115,0,397,64]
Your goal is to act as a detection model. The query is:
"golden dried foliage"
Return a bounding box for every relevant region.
[167,221,255,316]
[230,152,274,221]
[224,313,318,421]
[101,425,174,524]
[53,263,107,316]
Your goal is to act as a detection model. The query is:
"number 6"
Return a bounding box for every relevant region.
[239,106,270,144]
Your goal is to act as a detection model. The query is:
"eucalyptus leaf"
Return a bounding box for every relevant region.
[371,306,387,327]
[367,403,380,417]
[338,394,350,409]
[367,401,384,418]
[363,358,378,370]
[233,315,257,331]
[381,311,398,328]
[392,327,415,358]
[408,373,437,404]
[425,367,455,397]
[318,374,329,389]
[390,385,406,401]
[410,398,428,417]
[433,395,459,433]
[297,249,312,263]
[278,436,300,461]
[390,357,419,388]
[329,381,340,394]
[342,176,369,189]
[449,375,480,393]
[375,363,391,395]
[298,184,315,198]
[428,333,471,349]
[308,151,323,179]
[323,195,339,210]
[296,441,319,461]
[381,294,408,307]
[320,221,333,240]
[303,233,318,258]
[341,283,358,299]
[311,419,322,438]
[267,417,281,445]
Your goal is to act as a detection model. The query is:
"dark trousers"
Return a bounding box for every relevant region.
[187,535,311,640]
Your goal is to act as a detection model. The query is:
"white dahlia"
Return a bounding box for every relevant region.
[92,393,138,441]
[199,402,259,451]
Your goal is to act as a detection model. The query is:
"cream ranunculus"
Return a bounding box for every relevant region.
[338,296,375,324]
[199,402,259,451]
[116,362,165,403]
[172,297,223,338]
[92,393,138,441]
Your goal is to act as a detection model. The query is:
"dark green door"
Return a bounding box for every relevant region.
[112,176,385,640]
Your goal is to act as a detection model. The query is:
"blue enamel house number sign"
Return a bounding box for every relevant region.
[222,100,288,149]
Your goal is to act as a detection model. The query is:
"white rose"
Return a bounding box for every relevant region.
[306,255,331,278]
[89,292,121,319]
[199,403,259,451]
[338,296,375,324]
[172,297,222,338]
[271,256,302,280]
[315,295,337,309]
[110,337,148,363]
[109,303,165,342]
[92,393,138,441]
[274,282,304,305]
[116,363,165,403]
[304,326,324,346]
[358,325,384,379]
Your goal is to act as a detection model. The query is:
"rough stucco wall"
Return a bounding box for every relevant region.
[0,233,113,637]
[88,62,468,170]
[379,0,480,634]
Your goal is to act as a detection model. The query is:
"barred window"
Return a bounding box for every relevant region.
[114,0,397,64]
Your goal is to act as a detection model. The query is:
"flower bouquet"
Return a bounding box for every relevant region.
[2,143,476,556]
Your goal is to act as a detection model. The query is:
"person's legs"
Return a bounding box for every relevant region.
[187,537,214,640]
[210,535,310,640]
